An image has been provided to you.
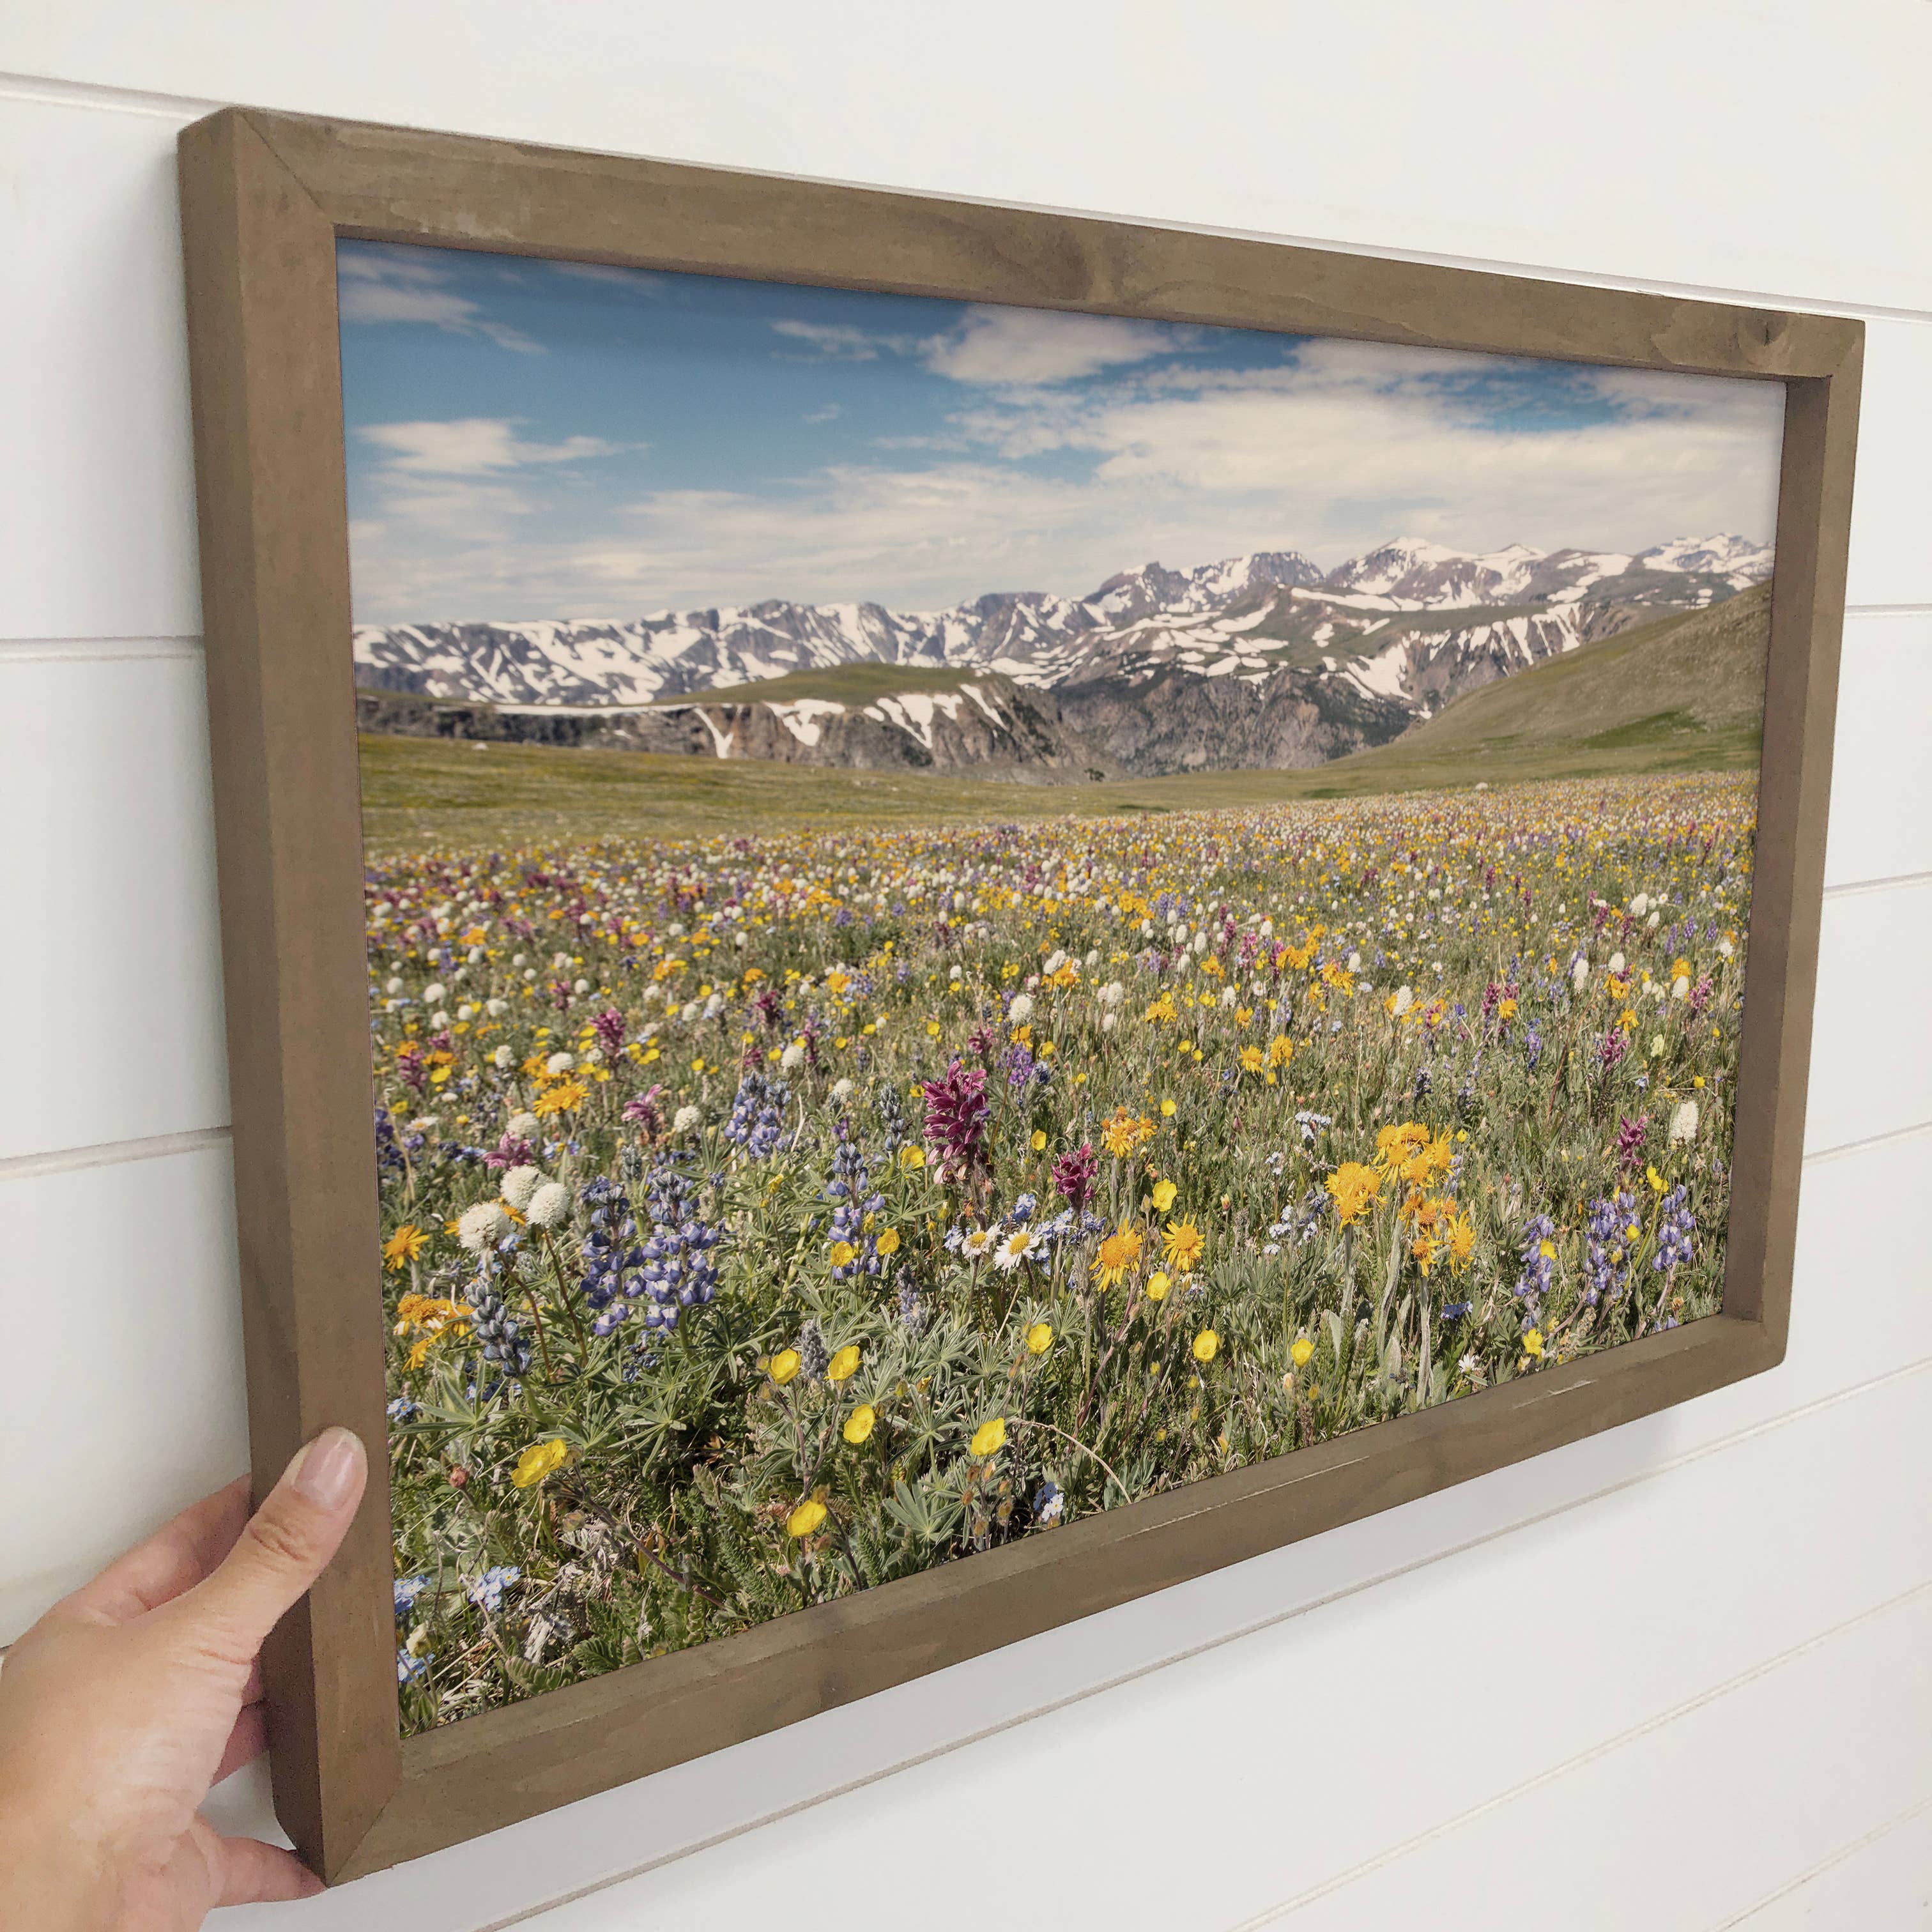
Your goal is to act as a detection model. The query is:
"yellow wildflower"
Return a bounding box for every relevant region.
[970,1416,1008,1457]
[383,1224,427,1272]
[785,1498,827,1538]
[827,1344,861,1383]
[1192,1330,1219,1363]
[1146,1271,1172,1303]
[1026,1321,1054,1355]
[1150,1178,1178,1213]
[1291,1335,1315,1368]
[510,1439,571,1489]
[1162,1218,1205,1275]
[1091,1225,1144,1289]
[770,1348,802,1385]
[875,1227,901,1257]
[842,1405,877,1445]
[828,1241,857,1269]
[1326,1162,1383,1226]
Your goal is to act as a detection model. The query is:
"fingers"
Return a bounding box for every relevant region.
[56,1477,254,1627]
[211,1700,270,1786]
[168,1429,368,1664]
[210,1832,325,1906]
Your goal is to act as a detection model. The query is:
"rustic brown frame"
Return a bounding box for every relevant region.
[176,103,1860,1884]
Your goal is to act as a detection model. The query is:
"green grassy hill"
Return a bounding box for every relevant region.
[648,661,979,707]
[1294,582,1770,795]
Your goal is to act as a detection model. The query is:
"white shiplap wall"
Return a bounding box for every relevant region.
[1,7,1927,1926]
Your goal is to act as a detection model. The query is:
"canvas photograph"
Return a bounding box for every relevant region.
[342,241,1786,1735]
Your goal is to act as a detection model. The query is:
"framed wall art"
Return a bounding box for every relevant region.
[177,105,1860,1882]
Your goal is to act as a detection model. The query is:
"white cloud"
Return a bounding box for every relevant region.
[803,403,843,424]
[770,320,911,360]
[358,418,625,476]
[922,307,1195,385]
[337,250,544,353]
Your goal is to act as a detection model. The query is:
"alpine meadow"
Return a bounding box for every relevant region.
[341,242,1784,1732]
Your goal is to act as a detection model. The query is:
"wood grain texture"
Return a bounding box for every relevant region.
[172,103,1857,1883]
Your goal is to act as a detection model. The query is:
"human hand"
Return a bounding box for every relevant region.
[0,1428,369,1930]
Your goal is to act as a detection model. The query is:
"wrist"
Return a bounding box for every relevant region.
[0,1788,116,1932]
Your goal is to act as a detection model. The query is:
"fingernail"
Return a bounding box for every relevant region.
[291,1427,364,1510]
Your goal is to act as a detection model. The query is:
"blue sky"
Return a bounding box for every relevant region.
[338,240,1786,622]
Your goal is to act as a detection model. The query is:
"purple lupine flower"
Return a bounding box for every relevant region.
[1653,1187,1696,1272]
[1584,1190,1638,1305]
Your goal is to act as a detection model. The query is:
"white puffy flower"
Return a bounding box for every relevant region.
[551,951,570,969]
[831,1078,855,1101]
[430,1011,450,1030]
[680,1002,701,1023]
[1571,958,1590,992]
[1101,1012,1117,1032]
[545,1052,575,1076]
[1084,949,1100,968]
[781,1043,806,1070]
[673,1104,702,1133]
[512,953,527,967]
[1392,985,1414,1016]
[582,1045,604,1065]
[467,946,486,965]
[423,981,445,1005]
[1672,974,1690,1000]
[1008,993,1035,1024]
[457,1201,509,1253]
[1192,931,1209,955]
[1259,919,1274,939]
[1629,893,1650,917]
[526,1181,570,1228]
[500,1165,545,1212]
[1099,980,1125,1008]
[949,965,963,981]
[1669,1100,1699,1144]
[1043,949,1068,976]
[1609,951,1627,975]
[456,1002,476,1022]
[523,969,537,982]
[492,1045,515,1070]
[733,931,747,948]
[486,998,508,1018]
[1718,936,1735,959]
[506,1111,540,1140]
[1645,911,1660,930]
[703,993,726,1019]
[573,977,590,995]
[385,976,405,995]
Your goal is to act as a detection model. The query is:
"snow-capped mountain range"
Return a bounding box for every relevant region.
[353,534,1772,729]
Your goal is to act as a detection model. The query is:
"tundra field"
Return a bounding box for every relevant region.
[373,765,1751,1732]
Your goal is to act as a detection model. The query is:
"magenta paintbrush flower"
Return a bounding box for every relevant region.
[921,1059,990,1183]
[1052,1141,1099,1214]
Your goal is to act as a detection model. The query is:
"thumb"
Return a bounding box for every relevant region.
[183,1429,368,1659]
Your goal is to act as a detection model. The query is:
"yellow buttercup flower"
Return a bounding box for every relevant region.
[770,1349,802,1385]
[1150,1178,1178,1213]
[1031,1130,1048,1151]
[828,1241,858,1268]
[875,1227,901,1257]
[1523,1329,1545,1359]
[1026,1321,1054,1355]
[1160,1098,1177,1118]
[785,1498,827,1538]
[1146,1271,1171,1303]
[1192,1330,1220,1364]
[1291,1335,1315,1368]
[827,1344,861,1383]
[970,1416,1007,1457]
[842,1405,877,1445]
[510,1439,571,1489]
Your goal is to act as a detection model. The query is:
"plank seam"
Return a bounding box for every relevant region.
[468,1354,1932,1931]
[1227,1575,1932,1929]
[0,636,203,664]
[0,1127,231,1183]
[1710,1791,1932,1930]
[0,69,1929,326]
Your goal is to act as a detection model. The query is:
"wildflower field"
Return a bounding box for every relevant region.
[374,772,1750,1732]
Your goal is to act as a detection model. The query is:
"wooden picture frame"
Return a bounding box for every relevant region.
[176,104,1860,1883]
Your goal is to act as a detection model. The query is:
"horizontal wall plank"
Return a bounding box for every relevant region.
[0,91,201,640]
[197,1127,1931,1931]
[1843,320,1932,609]
[1822,613,1932,892]
[0,1143,247,1643]
[1265,1584,1932,1931]
[1802,878,1932,1156]
[1737,1800,1932,1929]
[447,1365,1932,1931]
[3,6,1932,316]
[0,651,229,1160]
